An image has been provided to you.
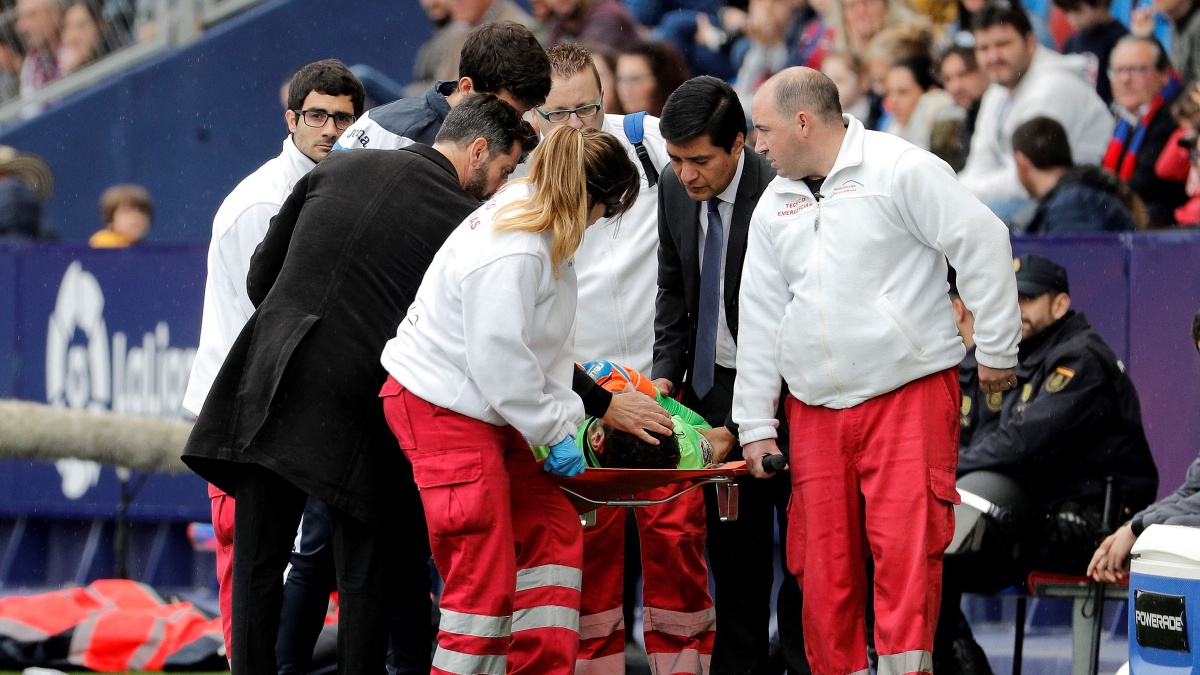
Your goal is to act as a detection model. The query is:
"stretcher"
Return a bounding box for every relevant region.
[554,461,750,526]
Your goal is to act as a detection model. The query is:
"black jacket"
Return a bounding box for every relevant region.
[958,311,1158,518]
[181,145,479,528]
[958,346,1002,449]
[1111,94,1188,228]
[1023,165,1139,234]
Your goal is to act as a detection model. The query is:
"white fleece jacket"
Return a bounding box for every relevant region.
[733,116,1021,444]
[380,182,584,446]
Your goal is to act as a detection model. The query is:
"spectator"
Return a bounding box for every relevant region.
[1131,0,1200,86]
[1088,311,1200,583]
[937,44,988,170]
[1012,116,1143,233]
[1102,35,1187,227]
[408,0,453,96]
[958,3,1113,222]
[0,145,53,241]
[58,0,116,75]
[1168,94,1200,224]
[0,27,24,103]
[825,0,924,56]
[822,50,872,121]
[1054,0,1128,104]
[616,41,690,115]
[417,0,535,90]
[625,0,721,28]
[882,53,957,150]
[15,0,63,97]
[945,0,1056,49]
[88,183,152,247]
[547,0,640,51]
[862,24,934,129]
[732,0,803,114]
[940,254,1159,675]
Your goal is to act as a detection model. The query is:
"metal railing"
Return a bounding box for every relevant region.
[0,0,266,128]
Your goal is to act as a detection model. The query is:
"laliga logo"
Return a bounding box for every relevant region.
[45,262,197,499]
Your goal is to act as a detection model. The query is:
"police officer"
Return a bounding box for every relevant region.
[935,254,1160,675]
[949,268,1003,449]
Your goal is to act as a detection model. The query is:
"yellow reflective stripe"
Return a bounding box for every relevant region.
[579,606,625,641]
[431,647,507,675]
[877,649,933,675]
[511,605,580,633]
[437,608,511,638]
[646,648,712,674]
[516,564,583,592]
[643,606,716,638]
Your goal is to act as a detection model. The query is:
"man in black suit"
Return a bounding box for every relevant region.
[181,95,534,675]
[652,76,809,674]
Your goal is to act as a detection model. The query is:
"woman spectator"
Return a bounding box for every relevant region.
[862,24,932,128]
[615,41,690,115]
[882,53,958,150]
[379,125,639,675]
[822,50,873,121]
[583,42,625,114]
[58,0,116,75]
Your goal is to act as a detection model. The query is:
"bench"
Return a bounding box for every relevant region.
[1009,572,1129,675]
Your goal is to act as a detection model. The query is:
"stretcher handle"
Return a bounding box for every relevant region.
[761,453,788,473]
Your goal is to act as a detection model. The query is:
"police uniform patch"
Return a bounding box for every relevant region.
[986,391,1003,412]
[1044,366,1075,393]
[1021,383,1033,402]
[1013,258,1021,272]
[961,395,972,416]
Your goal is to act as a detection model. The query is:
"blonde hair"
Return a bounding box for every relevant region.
[495,125,638,277]
[827,0,927,54]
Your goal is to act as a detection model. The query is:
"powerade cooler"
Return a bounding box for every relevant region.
[1129,524,1200,672]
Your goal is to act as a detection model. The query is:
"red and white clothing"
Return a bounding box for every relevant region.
[381,181,585,674]
[733,116,1020,675]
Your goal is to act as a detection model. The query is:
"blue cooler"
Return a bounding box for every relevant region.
[1129,524,1200,673]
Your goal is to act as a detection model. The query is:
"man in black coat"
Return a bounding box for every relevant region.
[181,94,534,675]
[936,254,1159,674]
[652,76,809,674]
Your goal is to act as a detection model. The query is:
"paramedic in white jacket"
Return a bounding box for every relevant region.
[734,67,1022,675]
[957,4,1114,222]
[379,126,639,675]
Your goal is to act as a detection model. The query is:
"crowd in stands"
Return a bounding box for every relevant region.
[409,0,1200,231]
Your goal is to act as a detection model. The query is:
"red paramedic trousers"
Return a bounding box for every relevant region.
[784,369,960,675]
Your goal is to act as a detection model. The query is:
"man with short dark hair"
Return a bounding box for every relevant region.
[1102,35,1186,227]
[654,74,809,675]
[959,3,1114,221]
[1012,115,1140,232]
[739,66,1021,675]
[941,254,1159,675]
[182,94,535,675]
[182,58,365,662]
[335,20,551,151]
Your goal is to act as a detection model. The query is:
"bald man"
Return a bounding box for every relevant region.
[731,67,1022,675]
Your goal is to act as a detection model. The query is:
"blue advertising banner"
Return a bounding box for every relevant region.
[1,243,209,522]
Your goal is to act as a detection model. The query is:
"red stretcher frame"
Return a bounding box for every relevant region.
[552,461,750,525]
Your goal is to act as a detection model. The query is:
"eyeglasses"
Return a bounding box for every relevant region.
[293,109,357,130]
[535,100,603,123]
[1107,65,1154,78]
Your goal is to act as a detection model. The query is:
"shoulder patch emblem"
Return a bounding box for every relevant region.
[1044,366,1075,393]
[1021,383,1033,402]
[985,391,1003,412]
[961,395,972,416]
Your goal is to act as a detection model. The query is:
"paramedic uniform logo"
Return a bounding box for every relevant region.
[44,261,198,499]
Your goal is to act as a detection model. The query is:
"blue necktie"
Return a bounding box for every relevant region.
[693,198,723,398]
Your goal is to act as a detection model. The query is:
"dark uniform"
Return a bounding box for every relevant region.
[937,258,1159,675]
[958,309,1158,535]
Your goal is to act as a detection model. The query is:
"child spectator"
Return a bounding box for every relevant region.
[1054,0,1128,104]
[822,50,873,121]
[89,183,152,247]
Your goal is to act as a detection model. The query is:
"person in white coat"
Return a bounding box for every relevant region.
[379,125,639,675]
[736,66,1022,675]
[958,3,1114,223]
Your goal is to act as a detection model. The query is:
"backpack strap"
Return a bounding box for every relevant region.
[622,111,659,188]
